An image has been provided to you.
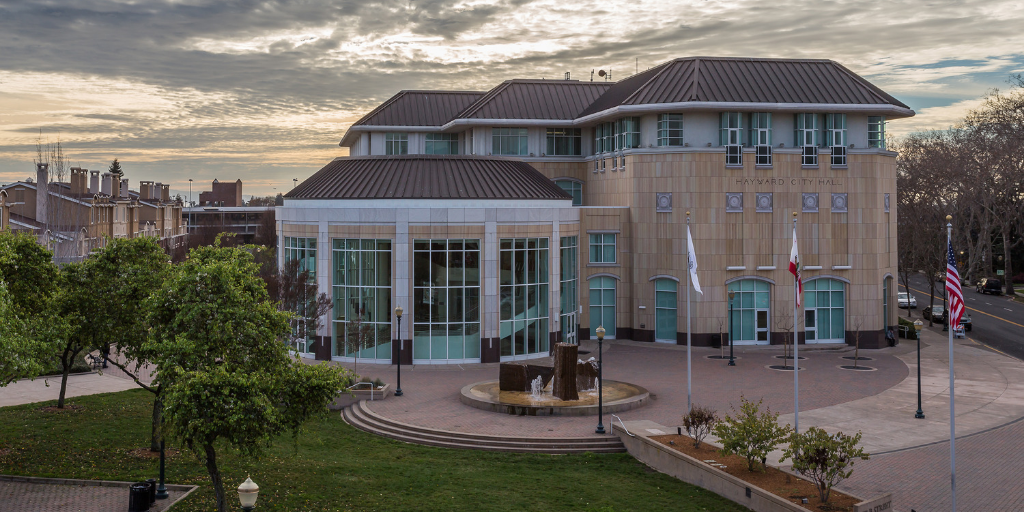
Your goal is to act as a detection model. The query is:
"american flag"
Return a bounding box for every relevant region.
[946,241,965,328]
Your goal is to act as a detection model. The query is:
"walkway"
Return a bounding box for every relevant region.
[0,372,138,408]
[0,475,195,512]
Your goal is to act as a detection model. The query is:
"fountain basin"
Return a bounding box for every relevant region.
[459,379,649,416]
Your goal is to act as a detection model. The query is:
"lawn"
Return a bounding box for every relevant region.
[0,389,748,511]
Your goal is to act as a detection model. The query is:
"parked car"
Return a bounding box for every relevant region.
[898,292,917,309]
[960,313,972,332]
[977,278,1003,295]
[922,305,946,323]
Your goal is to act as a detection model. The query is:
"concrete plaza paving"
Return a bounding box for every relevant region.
[0,476,194,512]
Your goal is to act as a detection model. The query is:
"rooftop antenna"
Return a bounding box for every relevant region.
[598,69,607,81]
[590,69,595,82]
[565,71,570,80]
[636,58,638,75]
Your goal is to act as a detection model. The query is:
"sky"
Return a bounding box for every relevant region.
[1,0,1023,199]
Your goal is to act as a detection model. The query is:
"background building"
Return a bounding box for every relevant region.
[198,178,243,207]
[280,56,913,364]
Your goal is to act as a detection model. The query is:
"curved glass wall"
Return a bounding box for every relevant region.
[331,239,392,361]
[589,276,616,339]
[804,279,845,343]
[655,279,678,342]
[727,279,770,345]
[559,236,578,344]
[499,238,549,359]
[412,239,481,363]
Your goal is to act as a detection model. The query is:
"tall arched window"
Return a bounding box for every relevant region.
[589,276,616,339]
[654,279,678,342]
[727,279,770,345]
[804,278,846,344]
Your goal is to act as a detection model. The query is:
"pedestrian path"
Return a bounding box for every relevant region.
[0,372,138,408]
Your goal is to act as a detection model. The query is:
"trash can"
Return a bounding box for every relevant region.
[146,478,157,503]
[710,334,721,349]
[128,482,151,512]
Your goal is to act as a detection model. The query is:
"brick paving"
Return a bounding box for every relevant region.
[0,477,193,512]
[334,340,907,438]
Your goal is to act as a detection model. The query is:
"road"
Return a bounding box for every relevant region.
[898,274,1024,360]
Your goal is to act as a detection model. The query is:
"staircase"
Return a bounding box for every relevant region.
[342,400,626,454]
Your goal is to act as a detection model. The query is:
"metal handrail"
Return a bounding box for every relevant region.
[610,414,635,437]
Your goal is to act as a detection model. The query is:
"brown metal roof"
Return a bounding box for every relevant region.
[286,155,573,200]
[352,90,485,127]
[458,80,613,120]
[579,57,909,117]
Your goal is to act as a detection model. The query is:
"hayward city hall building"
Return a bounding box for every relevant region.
[278,57,913,365]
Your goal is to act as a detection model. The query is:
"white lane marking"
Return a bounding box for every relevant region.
[1006,308,1014,312]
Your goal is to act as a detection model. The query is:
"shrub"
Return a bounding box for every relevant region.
[682,405,718,449]
[712,396,792,472]
[372,377,384,388]
[781,427,870,503]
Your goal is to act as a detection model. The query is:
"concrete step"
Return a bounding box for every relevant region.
[342,401,625,454]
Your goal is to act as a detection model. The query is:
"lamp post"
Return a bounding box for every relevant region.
[915,319,925,419]
[595,326,606,434]
[394,306,403,397]
[728,290,736,366]
[238,476,259,511]
[155,439,168,500]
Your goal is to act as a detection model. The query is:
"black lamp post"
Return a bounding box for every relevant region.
[595,326,606,434]
[728,290,736,366]
[915,319,925,419]
[394,306,403,397]
[155,439,168,500]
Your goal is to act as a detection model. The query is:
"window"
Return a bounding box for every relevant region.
[284,236,317,277]
[602,122,615,153]
[560,236,578,344]
[331,239,392,360]
[555,179,583,206]
[795,113,818,166]
[721,112,743,166]
[727,279,770,344]
[804,279,845,343]
[546,128,582,156]
[616,117,641,150]
[499,238,550,359]
[492,127,529,155]
[589,233,616,264]
[655,279,678,342]
[413,239,481,362]
[593,124,606,154]
[385,133,408,155]
[589,276,616,339]
[750,113,772,166]
[826,114,847,166]
[868,116,886,149]
[425,133,458,155]
[658,114,684,146]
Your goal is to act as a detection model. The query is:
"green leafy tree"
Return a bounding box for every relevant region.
[84,237,171,450]
[146,244,353,512]
[0,282,59,386]
[0,231,58,314]
[781,427,870,503]
[53,262,101,408]
[107,158,123,180]
[712,396,792,472]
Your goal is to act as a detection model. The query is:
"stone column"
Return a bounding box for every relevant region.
[394,212,410,365]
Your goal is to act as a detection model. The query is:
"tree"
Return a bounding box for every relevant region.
[781,427,869,504]
[146,244,352,512]
[247,195,278,207]
[53,262,100,408]
[277,259,332,355]
[712,396,792,472]
[84,237,171,450]
[108,158,123,180]
[0,231,58,314]
[0,282,61,386]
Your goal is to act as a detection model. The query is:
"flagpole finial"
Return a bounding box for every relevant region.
[686,211,690,216]
[792,212,797,217]
[946,214,952,221]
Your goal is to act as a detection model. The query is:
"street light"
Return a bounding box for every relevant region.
[595,325,606,434]
[238,476,259,511]
[728,290,736,366]
[915,319,925,419]
[394,306,403,397]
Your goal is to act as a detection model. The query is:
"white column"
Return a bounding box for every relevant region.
[484,217,498,343]
[551,219,561,344]
[318,220,330,348]
[395,213,410,343]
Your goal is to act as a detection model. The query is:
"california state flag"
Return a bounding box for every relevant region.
[789,227,803,307]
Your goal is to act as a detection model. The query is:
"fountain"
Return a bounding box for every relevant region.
[459,343,649,416]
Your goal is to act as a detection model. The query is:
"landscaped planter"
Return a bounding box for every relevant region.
[329,383,391,410]
[614,426,892,512]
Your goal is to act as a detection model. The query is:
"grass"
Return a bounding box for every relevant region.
[0,389,748,511]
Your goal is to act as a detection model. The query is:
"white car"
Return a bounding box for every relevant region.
[898,292,917,309]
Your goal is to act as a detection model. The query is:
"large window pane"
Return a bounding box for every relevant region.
[413,239,481,361]
[331,239,392,359]
[500,237,551,357]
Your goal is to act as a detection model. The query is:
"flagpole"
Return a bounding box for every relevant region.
[793,212,799,434]
[686,211,692,413]
[947,214,956,511]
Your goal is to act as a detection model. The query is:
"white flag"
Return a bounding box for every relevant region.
[687,225,703,295]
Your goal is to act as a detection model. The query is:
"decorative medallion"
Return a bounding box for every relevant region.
[831,193,848,213]
[756,192,773,213]
[656,192,672,213]
[802,193,819,213]
[726,192,743,212]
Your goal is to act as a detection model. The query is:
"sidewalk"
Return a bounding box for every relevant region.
[0,372,139,408]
